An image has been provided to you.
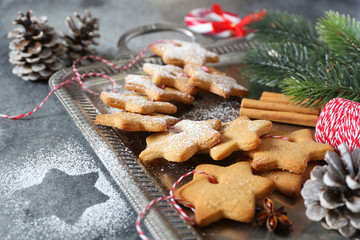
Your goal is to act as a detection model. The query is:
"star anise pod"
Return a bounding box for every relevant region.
[255,197,293,232]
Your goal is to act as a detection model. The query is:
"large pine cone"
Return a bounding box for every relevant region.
[8,11,64,81]
[59,10,100,60]
[301,144,360,237]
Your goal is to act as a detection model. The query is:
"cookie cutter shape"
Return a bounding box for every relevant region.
[151,40,219,67]
[184,65,248,98]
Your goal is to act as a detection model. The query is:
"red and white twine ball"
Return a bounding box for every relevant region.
[315,98,360,151]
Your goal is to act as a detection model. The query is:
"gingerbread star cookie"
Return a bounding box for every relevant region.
[184,65,248,98]
[245,129,334,173]
[100,92,177,114]
[150,40,219,67]
[175,162,275,227]
[95,110,179,132]
[210,116,272,160]
[124,74,194,104]
[139,119,222,163]
[254,161,320,198]
[143,63,196,95]
[256,169,303,198]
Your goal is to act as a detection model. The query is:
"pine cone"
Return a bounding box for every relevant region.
[301,144,360,237]
[59,10,100,60]
[8,10,64,81]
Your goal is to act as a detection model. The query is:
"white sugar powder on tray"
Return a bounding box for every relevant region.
[0,137,135,239]
[181,93,241,122]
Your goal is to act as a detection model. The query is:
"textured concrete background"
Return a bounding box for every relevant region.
[0,0,359,239]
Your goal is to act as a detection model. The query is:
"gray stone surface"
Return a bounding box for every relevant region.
[0,0,359,239]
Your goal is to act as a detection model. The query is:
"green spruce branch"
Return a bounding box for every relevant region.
[248,11,320,48]
[317,11,360,65]
[281,61,360,107]
[242,10,360,106]
[242,42,315,87]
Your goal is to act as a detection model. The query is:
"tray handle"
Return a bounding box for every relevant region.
[116,23,197,57]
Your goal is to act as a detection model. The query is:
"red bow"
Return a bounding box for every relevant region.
[211,4,266,37]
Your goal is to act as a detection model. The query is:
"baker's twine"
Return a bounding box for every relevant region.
[0,39,171,119]
[315,98,360,151]
[136,170,216,240]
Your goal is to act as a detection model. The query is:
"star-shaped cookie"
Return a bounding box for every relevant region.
[254,161,319,198]
[95,110,179,132]
[143,63,196,95]
[100,92,177,114]
[184,65,248,98]
[139,119,222,163]
[175,162,275,227]
[210,116,272,160]
[124,74,194,104]
[150,40,219,67]
[245,129,334,173]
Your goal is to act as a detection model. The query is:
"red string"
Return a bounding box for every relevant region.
[136,170,216,240]
[0,39,171,120]
[261,134,291,142]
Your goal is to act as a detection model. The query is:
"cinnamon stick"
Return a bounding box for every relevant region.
[239,108,318,127]
[260,91,321,109]
[260,92,290,103]
[241,98,320,115]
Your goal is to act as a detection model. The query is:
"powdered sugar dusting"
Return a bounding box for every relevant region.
[144,63,184,79]
[125,74,194,103]
[141,119,221,161]
[157,40,218,66]
[181,93,241,122]
[103,92,154,107]
[125,74,163,94]
[186,65,247,94]
[0,137,135,239]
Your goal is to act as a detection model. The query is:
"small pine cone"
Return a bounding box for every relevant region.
[8,10,64,81]
[301,144,360,237]
[59,10,100,60]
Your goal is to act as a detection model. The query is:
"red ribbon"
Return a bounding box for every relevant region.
[211,4,266,37]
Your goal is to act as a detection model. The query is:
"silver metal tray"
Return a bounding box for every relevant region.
[49,23,342,240]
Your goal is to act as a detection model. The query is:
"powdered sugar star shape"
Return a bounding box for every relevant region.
[15,169,109,224]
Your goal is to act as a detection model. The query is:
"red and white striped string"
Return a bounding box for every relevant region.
[136,170,216,240]
[315,98,360,151]
[0,39,171,120]
[261,134,291,142]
